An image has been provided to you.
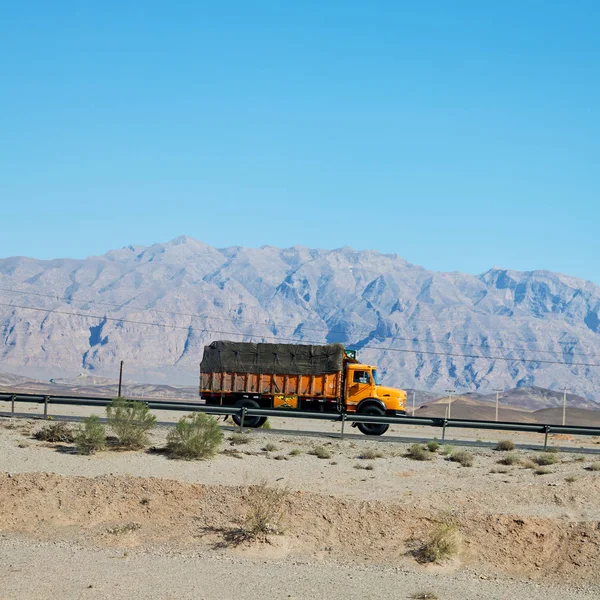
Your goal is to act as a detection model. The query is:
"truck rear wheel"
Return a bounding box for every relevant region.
[232,399,267,428]
[356,403,389,436]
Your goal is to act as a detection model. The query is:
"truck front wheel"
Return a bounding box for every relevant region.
[232,399,267,428]
[356,403,389,436]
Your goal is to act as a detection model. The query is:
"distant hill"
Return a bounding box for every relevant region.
[471,386,600,411]
[2,236,600,398]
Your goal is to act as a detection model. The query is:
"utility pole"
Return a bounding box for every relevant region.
[493,388,503,422]
[445,389,455,420]
[562,387,569,426]
[412,391,416,417]
[118,360,124,398]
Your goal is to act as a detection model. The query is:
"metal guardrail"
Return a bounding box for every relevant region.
[2,391,600,448]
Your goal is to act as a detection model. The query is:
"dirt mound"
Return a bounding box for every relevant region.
[1,471,599,582]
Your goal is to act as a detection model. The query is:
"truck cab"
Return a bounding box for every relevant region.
[345,363,406,435]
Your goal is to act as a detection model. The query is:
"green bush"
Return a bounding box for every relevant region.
[75,415,106,455]
[587,462,600,471]
[229,432,251,445]
[106,397,156,449]
[534,466,552,475]
[34,421,75,443]
[439,445,454,456]
[166,413,223,460]
[427,440,440,453]
[406,444,433,461]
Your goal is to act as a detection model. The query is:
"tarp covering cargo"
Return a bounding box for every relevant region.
[200,341,345,375]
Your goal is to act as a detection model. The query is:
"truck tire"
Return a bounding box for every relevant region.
[356,402,389,436]
[232,399,267,428]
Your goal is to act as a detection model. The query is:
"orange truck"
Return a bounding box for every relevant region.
[200,340,406,435]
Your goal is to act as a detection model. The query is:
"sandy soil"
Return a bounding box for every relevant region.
[2,416,600,599]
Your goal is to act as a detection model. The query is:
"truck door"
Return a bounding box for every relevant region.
[347,368,373,407]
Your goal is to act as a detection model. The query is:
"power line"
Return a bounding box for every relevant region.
[2,301,599,368]
[0,286,596,359]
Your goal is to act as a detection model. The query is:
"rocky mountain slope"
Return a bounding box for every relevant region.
[1,236,599,399]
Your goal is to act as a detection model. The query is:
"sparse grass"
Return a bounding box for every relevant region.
[309,446,332,459]
[410,593,440,600]
[534,453,560,466]
[449,450,474,467]
[106,397,156,449]
[521,458,536,469]
[572,455,586,462]
[498,453,520,466]
[419,522,461,563]
[166,413,223,460]
[34,421,75,443]
[360,448,383,460]
[439,445,454,456]
[565,475,577,483]
[545,446,560,453]
[426,440,440,453]
[490,467,509,474]
[406,444,434,461]
[354,462,375,471]
[534,466,552,475]
[107,522,141,535]
[586,462,600,471]
[495,439,515,451]
[289,448,302,456]
[229,433,251,445]
[75,415,106,455]
[262,442,278,452]
[261,419,272,430]
[240,482,290,538]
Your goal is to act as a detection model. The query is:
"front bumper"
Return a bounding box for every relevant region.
[386,409,406,417]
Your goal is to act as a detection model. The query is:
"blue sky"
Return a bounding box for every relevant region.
[1,1,599,282]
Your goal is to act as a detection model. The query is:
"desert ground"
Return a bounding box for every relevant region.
[2,407,600,600]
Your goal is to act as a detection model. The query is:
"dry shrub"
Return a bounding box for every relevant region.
[449,450,474,467]
[406,444,433,461]
[75,415,106,455]
[535,453,559,466]
[34,421,75,443]
[106,397,156,449]
[309,446,332,459]
[289,448,302,456]
[360,448,383,460]
[262,442,278,452]
[498,453,520,466]
[410,593,439,600]
[586,462,600,471]
[521,458,536,469]
[495,440,515,451]
[535,466,552,475]
[166,413,223,460]
[419,522,461,563]
[229,433,251,445]
[241,482,289,538]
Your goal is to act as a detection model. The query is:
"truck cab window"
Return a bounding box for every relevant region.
[353,371,370,384]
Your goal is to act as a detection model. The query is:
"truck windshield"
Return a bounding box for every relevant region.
[372,370,381,385]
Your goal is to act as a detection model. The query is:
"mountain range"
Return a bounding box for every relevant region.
[1,236,599,400]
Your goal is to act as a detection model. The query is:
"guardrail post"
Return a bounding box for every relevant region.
[43,396,49,419]
[544,426,550,450]
[442,419,448,442]
[340,413,346,440]
[239,407,246,431]
[11,395,15,416]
